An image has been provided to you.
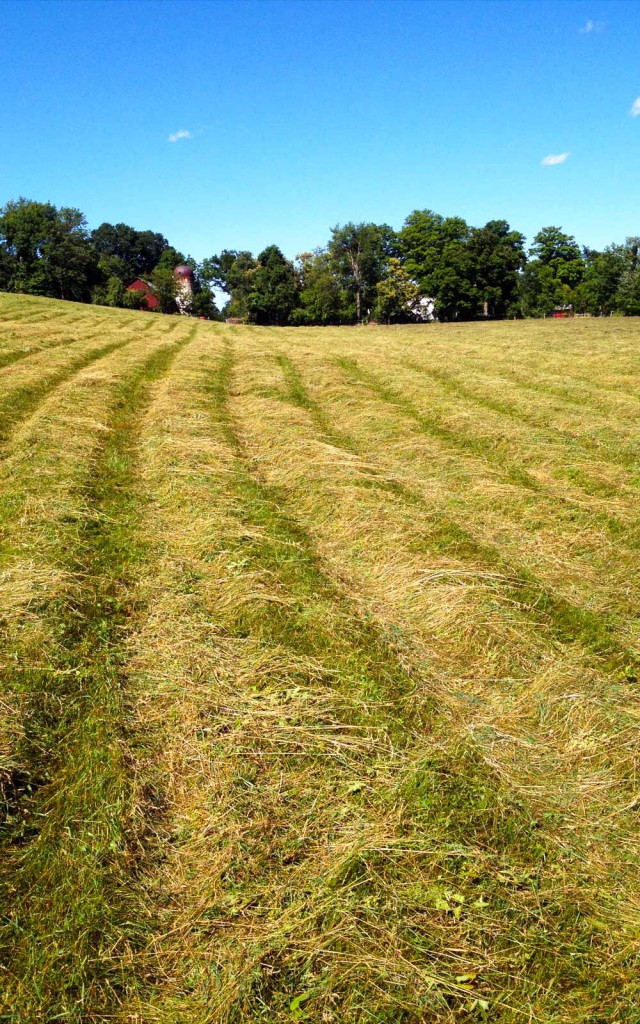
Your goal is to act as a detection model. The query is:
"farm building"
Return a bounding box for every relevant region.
[174,264,194,313]
[552,305,573,318]
[126,265,195,312]
[126,277,160,310]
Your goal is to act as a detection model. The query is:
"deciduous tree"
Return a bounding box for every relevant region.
[0,198,97,301]
[329,222,394,322]
[248,245,298,325]
[468,220,525,317]
[292,250,344,325]
[91,222,168,280]
[399,210,476,320]
[582,246,625,314]
[149,266,178,313]
[613,238,640,315]
[374,258,421,323]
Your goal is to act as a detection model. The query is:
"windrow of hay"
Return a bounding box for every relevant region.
[0,311,197,1022]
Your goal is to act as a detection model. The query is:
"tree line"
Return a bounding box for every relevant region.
[1,197,639,323]
[0,199,218,318]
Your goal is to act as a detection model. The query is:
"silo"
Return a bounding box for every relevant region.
[174,264,195,314]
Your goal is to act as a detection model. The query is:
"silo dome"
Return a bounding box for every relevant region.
[174,264,194,279]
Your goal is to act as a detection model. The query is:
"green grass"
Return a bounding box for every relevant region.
[0,312,194,1020]
[1,298,640,1022]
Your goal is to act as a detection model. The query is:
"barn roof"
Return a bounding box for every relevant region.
[126,277,160,309]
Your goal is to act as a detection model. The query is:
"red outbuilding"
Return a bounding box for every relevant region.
[126,278,160,310]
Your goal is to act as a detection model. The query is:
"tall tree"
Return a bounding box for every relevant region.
[399,210,476,320]
[517,261,556,317]
[520,226,585,316]
[90,222,168,280]
[529,226,582,275]
[328,222,394,321]
[153,246,187,271]
[582,245,626,315]
[292,250,344,325]
[149,266,178,314]
[192,284,220,320]
[613,237,640,315]
[468,219,525,317]
[247,245,298,325]
[0,198,97,301]
[530,226,584,289]
[200,250,259,319]
[374,258,421,323]
[200,250,241,294]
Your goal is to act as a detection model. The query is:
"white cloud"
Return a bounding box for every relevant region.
[168,129,193,142]
[579,19,604,33]
[541,152,570,166]
[630,97,640,117]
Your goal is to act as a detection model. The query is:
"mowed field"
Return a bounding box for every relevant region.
[1,294,639,1024]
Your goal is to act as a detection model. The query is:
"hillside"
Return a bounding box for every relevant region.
[1,293,639,1023]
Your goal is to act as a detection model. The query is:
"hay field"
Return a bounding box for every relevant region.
[1,292,639,1023]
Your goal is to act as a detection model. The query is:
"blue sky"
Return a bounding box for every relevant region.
[1,0,638,260]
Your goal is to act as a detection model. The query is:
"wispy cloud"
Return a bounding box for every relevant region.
[630,97,640,117]
[579,19,604,33]
[168,129,193,143]
[541,152,570,166]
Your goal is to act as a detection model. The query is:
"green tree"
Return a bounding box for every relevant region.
[292,250,345,325]
[149,267,178,313]
[615,271,640,315]
[582,246,625,314]
[328,222,394,322]
[399,210,476,320]
[96,253,128,284]
[208,251,259,319]
[529,226,583,277]
[518,261,559,317]
[374,258,421,323]
[247,245,298,325]
[0,236,14,291]
[149,252,216,317]
[531,226,584,289]
[154,246,187,271]
[200,250,241,293]
[192,285,220,320]
[613,238,640,315]
[0,198,97,301]
[90,222,168,281]
[519,227,585,316]
[121,288,148,310]
[105,276,125,307]
[468,220,525,317]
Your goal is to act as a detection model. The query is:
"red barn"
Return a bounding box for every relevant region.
[126,278,160,310]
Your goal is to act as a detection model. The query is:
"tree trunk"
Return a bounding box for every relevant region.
[349,252,362,322]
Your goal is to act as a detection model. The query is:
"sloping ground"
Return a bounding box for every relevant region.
[0,294,639,1023]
